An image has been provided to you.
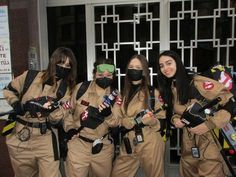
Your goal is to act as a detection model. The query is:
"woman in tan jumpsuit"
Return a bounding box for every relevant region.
[3,47,77,177]
[157,50,234,177]
[65,57,122,177]
[112,54,166,177]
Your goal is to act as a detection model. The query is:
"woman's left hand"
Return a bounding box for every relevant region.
[141,112,158,126]
[189,123,209,135]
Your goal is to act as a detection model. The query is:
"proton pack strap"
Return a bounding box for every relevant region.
[77,126,84,133]
[76,81,91,100]
[48,123,60,160]
[222,97,236,117]
[5,83,19,97]
[22,70,39,96]
[148,86,155,111]
[57,122,68,161]
[189,81,204,100]
[52,133,59,160]
[57,79,68,99]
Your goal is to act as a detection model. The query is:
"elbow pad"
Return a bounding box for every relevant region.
[222,97,236,117]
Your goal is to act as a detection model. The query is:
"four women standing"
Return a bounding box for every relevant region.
[3,47,235,177]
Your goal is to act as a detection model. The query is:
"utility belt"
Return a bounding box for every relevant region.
[120,123,145,137]
[16,117,50,135]
[120,124,145,154]
[120,123,165,154]
[78,133,110,154]
[15,117,61,161]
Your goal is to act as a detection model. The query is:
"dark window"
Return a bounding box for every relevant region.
[47,5,87,83]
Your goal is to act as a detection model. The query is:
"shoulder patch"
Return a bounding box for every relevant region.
[203,81,214,90]
[218,71,233,91]
[115,96,122,106]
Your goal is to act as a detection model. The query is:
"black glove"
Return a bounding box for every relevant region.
[24,96,58,117]
[67,129,79,141]
[11,101,25,116]
[80,106,105,129]
[99,106,112,117]
[181,102,206,127]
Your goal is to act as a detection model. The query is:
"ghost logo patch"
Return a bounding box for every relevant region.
[203,81,214,90]
[80,110,89,121]
[218,71,233,91]
[115,97,122,106]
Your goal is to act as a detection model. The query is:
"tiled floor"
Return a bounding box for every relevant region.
[135,166,180,177]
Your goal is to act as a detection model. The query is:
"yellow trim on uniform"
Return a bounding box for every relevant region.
[2,121,16,133]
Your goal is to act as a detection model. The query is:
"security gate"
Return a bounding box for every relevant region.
[46,0,236,176]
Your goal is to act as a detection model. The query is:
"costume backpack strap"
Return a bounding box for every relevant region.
[4,70,39,99]
[66,81,92,141]
[57,79,68,100]
[76,81,91,100]
[148,86,155,111]
[50,79,70,161]
[22,70,39,97]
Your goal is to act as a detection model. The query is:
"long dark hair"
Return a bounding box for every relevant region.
[157,50,192,108]
[42,47,77,92]
[123,54,150,113]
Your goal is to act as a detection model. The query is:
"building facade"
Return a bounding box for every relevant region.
[0,0,236,176]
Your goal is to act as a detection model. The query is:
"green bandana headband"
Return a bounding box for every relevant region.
[97,64,115,73]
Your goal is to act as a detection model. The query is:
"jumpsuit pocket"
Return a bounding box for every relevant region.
[181,137,195,156]
[202,141,221,160]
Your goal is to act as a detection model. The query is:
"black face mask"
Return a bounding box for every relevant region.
[96,77,113,89]
[127,69,143,81]
[56,65,71,79]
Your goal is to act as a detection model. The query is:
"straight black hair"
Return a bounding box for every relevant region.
[157,50,192,107]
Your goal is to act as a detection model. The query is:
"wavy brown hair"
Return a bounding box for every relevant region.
[41,47,77,93]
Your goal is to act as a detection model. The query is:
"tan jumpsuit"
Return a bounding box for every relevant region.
[112,88,166,177]
[172,75,233,177]
[3,70,72,177]
[64,81,121,177]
